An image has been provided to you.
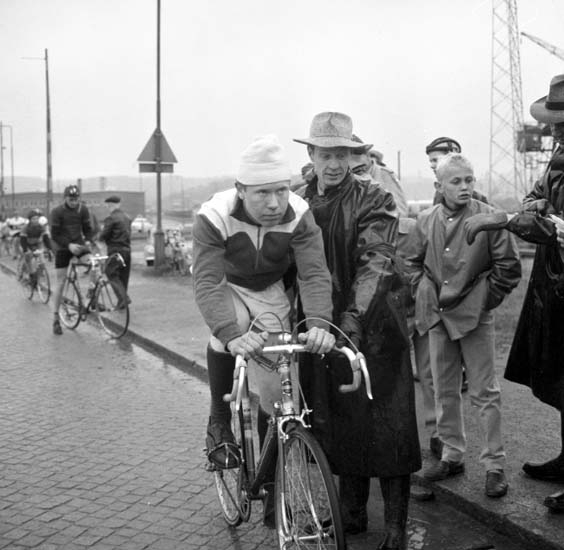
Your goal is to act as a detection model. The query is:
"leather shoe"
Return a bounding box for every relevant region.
[544,490,564,512]
[423,460,465,481]
[430,436,443,460]
[485,469,508,498]
[523,457,564,483]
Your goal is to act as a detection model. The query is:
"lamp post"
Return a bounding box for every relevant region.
[23,49,52,215]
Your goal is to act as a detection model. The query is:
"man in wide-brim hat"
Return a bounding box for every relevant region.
[462,74,564,512]
[293,111,421,549]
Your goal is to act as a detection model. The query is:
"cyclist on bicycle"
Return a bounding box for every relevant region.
[192,135,335,527]
[6,210,27,259]
[49,184,96,335]
[19,208,53,285]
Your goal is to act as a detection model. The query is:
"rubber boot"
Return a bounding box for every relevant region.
[339,475,369,534]
[258,406,277,529]
[378,475,410,550]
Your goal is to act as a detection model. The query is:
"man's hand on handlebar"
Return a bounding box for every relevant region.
[297,327,335,355]
[226,331,269,360]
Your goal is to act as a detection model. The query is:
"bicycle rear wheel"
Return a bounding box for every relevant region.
[276,423,344,550]
[212,403,250,526]
[59,279,82,329]
[35,266,51,304]
[95,279,129,338]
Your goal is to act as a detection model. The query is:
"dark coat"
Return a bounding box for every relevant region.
[297,173,421,477]
[505,149,564,410]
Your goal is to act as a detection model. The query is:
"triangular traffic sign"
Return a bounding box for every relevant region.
[137,129,178,163]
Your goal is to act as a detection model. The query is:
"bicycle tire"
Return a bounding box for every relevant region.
[18,261,34,300]
[59,279,82,329]
[213,403,250,526]
[275,423,345,550]
[95,279,129,338]
[35,265,51,304]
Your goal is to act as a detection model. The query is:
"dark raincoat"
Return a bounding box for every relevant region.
[505,149,564,410]
[297,173,421,478]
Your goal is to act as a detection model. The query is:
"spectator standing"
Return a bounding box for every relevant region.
[49,185,95,335]
[99,195,132,303]
[349,135,409,217]
[406,153,521,497]
[294,112,420,549]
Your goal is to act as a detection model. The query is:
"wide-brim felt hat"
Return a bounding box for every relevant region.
[293,112,372,149]
[530,74,564,123]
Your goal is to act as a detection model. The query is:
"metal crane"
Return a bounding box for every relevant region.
[521,31,564,62]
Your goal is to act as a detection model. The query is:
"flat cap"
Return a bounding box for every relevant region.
[104,195,121,203]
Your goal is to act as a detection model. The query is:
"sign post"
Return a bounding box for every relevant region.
[137,0,177,267]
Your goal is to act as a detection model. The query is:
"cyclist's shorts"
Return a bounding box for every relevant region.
[54,247,90,269]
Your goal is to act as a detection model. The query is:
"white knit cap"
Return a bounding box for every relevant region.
[236,134,292,186]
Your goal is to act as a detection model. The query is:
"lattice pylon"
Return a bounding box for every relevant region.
[489,0,526,199]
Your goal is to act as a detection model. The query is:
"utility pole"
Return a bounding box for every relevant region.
[489,0,526,200]
[0,122,4,219]
[22,49,53,215]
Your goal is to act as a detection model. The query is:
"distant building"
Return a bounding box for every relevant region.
[6,191,145,222]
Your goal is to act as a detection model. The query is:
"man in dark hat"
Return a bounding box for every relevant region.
[294,111,421,549]
[463,74,564,511]
[99,195,132,303]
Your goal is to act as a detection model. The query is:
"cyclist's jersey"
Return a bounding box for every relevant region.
[20,221,52,252]
[6,216,26,236]
[49,201,93,251]
[193,188,332,345]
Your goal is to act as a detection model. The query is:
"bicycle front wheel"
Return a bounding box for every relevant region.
[18,262,34,300]
[95,279,129,338]
[276,423,345,550]
[59,279,82,329]
[36,266,51,304]
[213,404,250,527]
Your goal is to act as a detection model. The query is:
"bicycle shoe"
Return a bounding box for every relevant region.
[53,319,63,336]
[206,421,240,469]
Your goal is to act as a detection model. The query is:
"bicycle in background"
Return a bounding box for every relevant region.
[209,319,372,549]
[58,253,129,339]
[17,249,51,304]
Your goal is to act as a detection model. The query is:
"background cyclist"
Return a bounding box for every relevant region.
[49,184,95,336]
[19,208,52,285]
[192,134,335,528]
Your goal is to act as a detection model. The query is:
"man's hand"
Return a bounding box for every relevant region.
[297,327,335,355]
[464,212,509,245]
[226,331,268,359]
[549,215,564,247]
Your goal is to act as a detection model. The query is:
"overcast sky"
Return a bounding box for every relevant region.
[1,0,563,184]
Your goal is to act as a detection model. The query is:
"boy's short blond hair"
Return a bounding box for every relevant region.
[435,153,474,182]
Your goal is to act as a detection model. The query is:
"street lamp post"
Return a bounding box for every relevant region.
[23,49,52,216]
[1,124,16,211]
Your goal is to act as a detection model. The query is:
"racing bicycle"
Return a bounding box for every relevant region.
[209,322,372,549]
[58,253,129,339]
[17,249,51,304]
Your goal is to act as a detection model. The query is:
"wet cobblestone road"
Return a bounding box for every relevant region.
[0,268,530,550]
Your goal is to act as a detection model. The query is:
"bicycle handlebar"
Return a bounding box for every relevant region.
[223,344,373,408]
[74,252,126,268]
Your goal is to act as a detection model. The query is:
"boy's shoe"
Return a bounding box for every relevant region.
[544,490,564,512]
[53,319,63,336]
[206,421,240,469]
[423,460,465,481]
[485,469,508,498]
